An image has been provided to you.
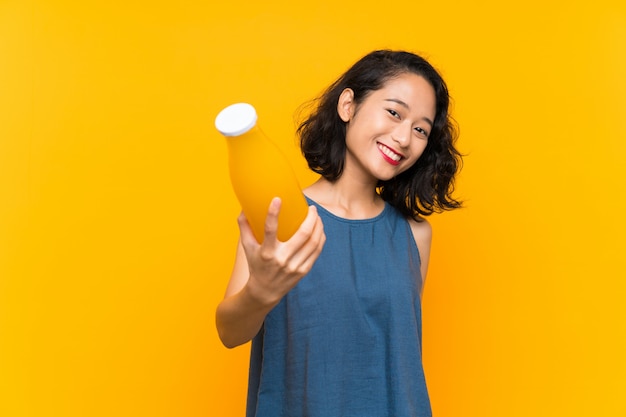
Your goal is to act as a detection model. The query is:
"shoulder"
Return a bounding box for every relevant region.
[407,217,432,285]
[384,203,432,245]
[407,217,432,245]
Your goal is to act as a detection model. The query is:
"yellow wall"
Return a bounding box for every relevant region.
[1,1,625,416]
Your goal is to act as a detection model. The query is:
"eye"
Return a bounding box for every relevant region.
[387,109,400,118]
[414,126,429,138]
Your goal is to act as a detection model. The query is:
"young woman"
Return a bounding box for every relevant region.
[216,50,462,417]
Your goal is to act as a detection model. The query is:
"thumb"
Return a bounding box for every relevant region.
[237,211,261,248]
[262,197,281,244]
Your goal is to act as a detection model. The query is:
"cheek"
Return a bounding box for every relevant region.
[344,119,373,147]
[396,144,428,174]
[343,127,358,150]
[411,142,429,161]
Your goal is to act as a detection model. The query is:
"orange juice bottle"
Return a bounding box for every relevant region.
[215,103,309,242]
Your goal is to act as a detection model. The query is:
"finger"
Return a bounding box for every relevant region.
[284,205,321,251]
[286,210,326,269]
[298,233,326,274]
[262,197,281,247]
[237,211,260,250]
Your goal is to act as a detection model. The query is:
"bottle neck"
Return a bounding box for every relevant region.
[225,124,270,154]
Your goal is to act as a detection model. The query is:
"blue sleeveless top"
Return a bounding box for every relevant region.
[246,198,432,417]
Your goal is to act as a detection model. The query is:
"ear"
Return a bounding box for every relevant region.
[337,88,355,122]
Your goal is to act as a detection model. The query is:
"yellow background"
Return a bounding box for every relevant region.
[2,0,625,416]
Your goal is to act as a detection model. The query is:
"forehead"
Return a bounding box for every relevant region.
[371,73,437,116]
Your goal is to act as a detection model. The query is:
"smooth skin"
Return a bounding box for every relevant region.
[216,73,435,348]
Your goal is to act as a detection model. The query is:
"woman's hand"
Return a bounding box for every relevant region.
[215,197,325,348]
[239,197,326,308]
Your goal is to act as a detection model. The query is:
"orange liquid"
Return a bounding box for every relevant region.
[225,125,308,242]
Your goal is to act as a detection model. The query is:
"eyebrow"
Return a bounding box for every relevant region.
[384,98,434,127]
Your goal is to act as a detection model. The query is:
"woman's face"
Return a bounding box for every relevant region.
[338,72,436,183]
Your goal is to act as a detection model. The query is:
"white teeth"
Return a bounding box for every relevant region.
[378,143,401,161]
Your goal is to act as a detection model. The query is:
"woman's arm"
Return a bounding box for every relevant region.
[409,218,432,295]
[214,240,276,349]
[215,198,326,348]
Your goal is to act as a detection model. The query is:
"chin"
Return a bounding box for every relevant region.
[374,172,397,182]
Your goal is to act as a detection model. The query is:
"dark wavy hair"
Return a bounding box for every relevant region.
[297,49,462,220]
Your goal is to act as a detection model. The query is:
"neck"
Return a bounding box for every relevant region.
[304,175,384,220]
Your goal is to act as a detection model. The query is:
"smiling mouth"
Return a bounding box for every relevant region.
[377,142,402,165]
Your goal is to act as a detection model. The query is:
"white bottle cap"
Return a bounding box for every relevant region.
[215,103,258,137]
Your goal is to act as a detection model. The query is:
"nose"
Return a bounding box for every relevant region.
[392,123,412,147]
